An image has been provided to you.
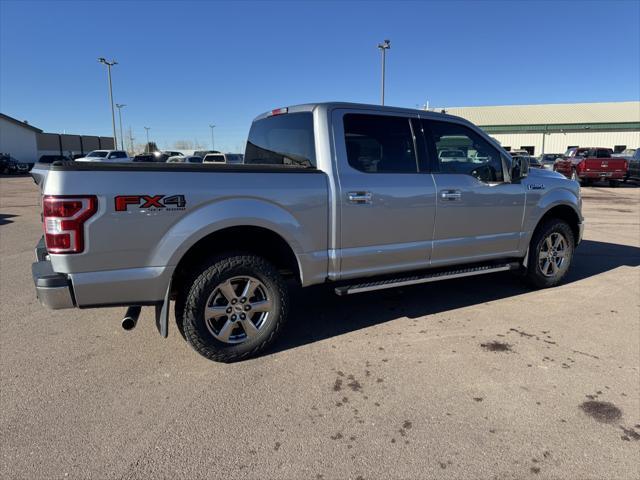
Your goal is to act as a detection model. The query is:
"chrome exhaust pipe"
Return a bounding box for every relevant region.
[121,306,142,331]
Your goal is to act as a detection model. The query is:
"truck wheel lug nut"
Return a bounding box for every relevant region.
[231,314,237,321]
[240,313,246,320]
[231,299,237,304]
[226,307,232,314]
[244,305,251,311]
[240,297,247,303]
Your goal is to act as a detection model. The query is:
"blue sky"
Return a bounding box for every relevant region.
[1,0,639,152]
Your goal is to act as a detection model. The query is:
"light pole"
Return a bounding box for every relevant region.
[115,104,126,151]
[209,124,216,150]
[377,39,391,106]
[98,57,118,149]
[144,127,150,150]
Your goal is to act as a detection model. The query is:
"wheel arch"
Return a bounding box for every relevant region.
[170,225,302,298]
[533,204,581,246]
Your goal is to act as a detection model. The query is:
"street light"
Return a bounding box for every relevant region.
[98,57,118,149]
[115,104,126,151]
[144,127,151,150]
[377,39,391,106]
[209,124,216,150]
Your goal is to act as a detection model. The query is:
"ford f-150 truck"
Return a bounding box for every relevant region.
[31,102,584,362]
[554,147,628,186]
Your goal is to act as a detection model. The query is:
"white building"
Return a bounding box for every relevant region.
[0,113,42,163]
[0,112,114,163]
[441,101,640,156]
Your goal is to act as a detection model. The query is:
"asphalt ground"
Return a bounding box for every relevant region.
[1,175,639,479]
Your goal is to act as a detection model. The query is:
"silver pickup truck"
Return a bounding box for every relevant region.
[31,102,583,362]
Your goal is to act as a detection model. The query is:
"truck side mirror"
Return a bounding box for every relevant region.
[510,156,529,182]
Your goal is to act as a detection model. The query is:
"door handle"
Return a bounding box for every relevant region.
[347,191,372,204]
[440,190,462,200]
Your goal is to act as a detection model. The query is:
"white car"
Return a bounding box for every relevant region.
[75,150,131,162]
[202,153,244,164]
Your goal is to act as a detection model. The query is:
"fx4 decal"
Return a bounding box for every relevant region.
[115,195,186,212]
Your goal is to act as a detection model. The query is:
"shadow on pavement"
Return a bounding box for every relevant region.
[267,240,640,356]
[0,213,18,226]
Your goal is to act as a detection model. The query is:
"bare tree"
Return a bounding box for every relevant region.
[173,140,194,150]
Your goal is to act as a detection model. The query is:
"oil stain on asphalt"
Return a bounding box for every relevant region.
[480,341,512,352]
[579,400,622,423]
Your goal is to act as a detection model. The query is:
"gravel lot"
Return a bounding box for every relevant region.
[1,175,639,479]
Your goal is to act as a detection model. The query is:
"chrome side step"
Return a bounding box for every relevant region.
[334,263,516,296]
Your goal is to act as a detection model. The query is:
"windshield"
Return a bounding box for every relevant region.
[86,151,108,158]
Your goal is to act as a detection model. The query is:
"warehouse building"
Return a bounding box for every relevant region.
[0,113,114,163]
[442,101,640,156]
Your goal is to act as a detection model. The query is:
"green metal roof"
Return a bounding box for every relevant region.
[480,122,640,134]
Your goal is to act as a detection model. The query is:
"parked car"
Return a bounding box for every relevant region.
[132,153,157,162]
[194,150,221,159]
[623,148,640,181]
[133,152,169,162]
[612,148,636,158]
[518,155,544,169]
[166,155,203,163]
[162,151,184,157]
[31,102,583,363]
[1,154,31,174]
[75,150,131,162]
[539,153,563,170]
[509,149,531,156]
[438,149,467,162]
[202,153,244,164]
[553,147,628,186]
[38,155,71,164]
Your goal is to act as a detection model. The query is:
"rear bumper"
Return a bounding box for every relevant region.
[32,257,75,309]
[580,171,626,180]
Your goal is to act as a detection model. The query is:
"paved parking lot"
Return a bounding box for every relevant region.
[1,176,639,479]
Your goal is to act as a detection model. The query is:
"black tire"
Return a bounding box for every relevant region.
[524,219,575,289]
[179,253,288,362]
[608,180,618,188]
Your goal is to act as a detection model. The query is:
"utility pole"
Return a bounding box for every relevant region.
[115,104,126,150]
[127,126,135,153]
[209,124,216,150]
[377,39,391,106]
[144,126,150,148]
[98,57,118,149]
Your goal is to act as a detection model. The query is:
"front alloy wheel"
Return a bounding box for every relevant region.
[524,219,574,289]
[538,232,568,277]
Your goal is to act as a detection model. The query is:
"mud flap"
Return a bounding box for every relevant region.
[155,281,171,338]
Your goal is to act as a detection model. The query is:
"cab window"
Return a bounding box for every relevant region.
[424,120,504,182]
[343,114,418,173]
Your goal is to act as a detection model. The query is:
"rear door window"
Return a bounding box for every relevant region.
[343,114,418,173]
[245,112,316,167]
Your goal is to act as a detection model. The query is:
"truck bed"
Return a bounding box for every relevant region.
[31,161,329,306]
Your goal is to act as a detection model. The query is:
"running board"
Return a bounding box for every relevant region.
[334,263,516,296]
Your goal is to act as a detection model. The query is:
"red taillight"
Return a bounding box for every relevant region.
[42,195,97,254]
[269,107,288,116]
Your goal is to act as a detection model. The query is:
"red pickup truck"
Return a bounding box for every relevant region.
[554,147,628,186]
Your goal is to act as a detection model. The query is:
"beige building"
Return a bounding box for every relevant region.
[441,101,640,156]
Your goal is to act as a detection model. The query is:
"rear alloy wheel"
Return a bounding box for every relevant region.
[180,254,288,362]
[524,219,574,289]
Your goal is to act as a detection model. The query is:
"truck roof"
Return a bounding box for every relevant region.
[252,102,469,124]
